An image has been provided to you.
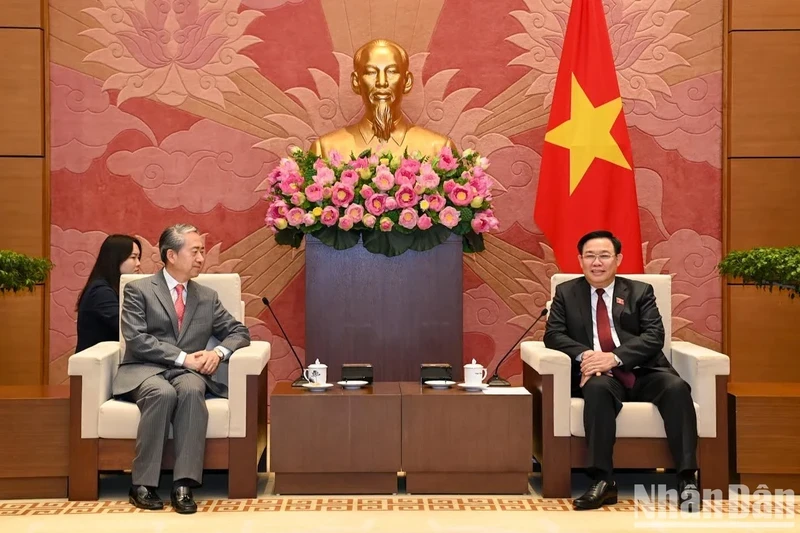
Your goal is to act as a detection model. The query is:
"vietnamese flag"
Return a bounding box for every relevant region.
[533,0,644,273]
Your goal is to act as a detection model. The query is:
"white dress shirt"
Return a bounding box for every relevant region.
[577,280,622,366]
[162,269,229,367]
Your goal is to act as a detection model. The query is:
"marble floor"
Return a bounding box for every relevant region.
[2,471,797,533]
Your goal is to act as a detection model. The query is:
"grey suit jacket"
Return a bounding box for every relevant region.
[543,276,677,391]
[112,270,251,397]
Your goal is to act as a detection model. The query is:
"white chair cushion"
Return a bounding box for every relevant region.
[550,274,673,360]
[97,398,230,439]
[569,398,700,438]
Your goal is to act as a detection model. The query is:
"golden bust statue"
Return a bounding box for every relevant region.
[311,39,455,159]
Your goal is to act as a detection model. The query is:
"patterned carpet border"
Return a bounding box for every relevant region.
[1,497,798,516]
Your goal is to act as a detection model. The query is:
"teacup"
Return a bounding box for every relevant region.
[303,359,327,384]
[464,359,487,386]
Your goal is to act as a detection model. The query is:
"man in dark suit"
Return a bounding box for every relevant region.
[543,230,700,511]
[114,224,250,514]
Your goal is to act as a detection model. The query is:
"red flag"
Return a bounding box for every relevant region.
[534,0,643,273]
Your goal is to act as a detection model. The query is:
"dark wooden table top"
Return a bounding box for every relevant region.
[0,385,70,400]
[271,381,401,396]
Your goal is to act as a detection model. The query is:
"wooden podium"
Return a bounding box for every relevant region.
[305,235,463,383]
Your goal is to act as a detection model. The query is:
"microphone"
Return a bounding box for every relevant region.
[261,296,309,387]
[487,308,549,387]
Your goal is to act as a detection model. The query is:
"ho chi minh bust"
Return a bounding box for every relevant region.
[310,39,455,159]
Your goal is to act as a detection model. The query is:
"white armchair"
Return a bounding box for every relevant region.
[521,274,730,498]
[68,273,270,500]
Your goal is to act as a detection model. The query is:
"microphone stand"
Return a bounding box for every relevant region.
[261,297,309,387]
[487,308,549,387]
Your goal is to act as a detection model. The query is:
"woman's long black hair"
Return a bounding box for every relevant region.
[75,234,142,311]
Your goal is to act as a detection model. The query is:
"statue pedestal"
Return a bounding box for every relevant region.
[305,235,463,383]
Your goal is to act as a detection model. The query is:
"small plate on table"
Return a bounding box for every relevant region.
[457,383,489,392]
[425,380,456,390]
[337,380,368,390]
[302,382,333,392]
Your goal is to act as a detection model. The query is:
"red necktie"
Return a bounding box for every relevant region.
[596,288,635,389]
[175,284,186,330]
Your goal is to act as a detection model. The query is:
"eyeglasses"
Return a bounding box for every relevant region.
[582,253,616,262]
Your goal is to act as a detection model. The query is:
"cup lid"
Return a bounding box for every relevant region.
[308,358,327,368]
[464,358,484,368]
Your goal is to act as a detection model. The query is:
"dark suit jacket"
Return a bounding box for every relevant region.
[543,276,676,390]
[76,279,120,353]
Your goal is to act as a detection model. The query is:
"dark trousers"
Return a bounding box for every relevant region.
[574,369,698,481]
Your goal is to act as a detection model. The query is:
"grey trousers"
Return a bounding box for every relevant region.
[123,369,208,487]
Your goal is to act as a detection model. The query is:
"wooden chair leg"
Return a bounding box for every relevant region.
[228,437,256,499]
[699,376,730,497]
[541,437,572,498]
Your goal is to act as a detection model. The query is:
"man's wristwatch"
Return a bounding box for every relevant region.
[213,347,225,360]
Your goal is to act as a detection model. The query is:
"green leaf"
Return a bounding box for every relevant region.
[357,148,372,159]
[452,220,472,236]
[0,250,53,293]
[462,231,485,253]
[274,228,304,248]
[312,227,361,250]
[362,230,414,257]
[718,246,800,299]
[410,225,451,252]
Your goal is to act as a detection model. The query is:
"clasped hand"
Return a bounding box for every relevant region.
[579,351,617,388]
[184,350,221,375]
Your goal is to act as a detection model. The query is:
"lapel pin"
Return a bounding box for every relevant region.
[616,297,624,306]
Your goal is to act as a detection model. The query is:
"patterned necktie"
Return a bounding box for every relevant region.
[596,288,635,389]
[174,284,186,331]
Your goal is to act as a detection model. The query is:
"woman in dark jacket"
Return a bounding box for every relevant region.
[75,235,142,352]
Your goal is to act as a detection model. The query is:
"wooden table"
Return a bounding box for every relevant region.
[0,385,70,499]
[270,381,402,494]
[400,382,532,494]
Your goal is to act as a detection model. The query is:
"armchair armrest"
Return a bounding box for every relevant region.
[671,341,730,438]
[67,341,120,439]
[521,341,572,437]
[228,341,270,438]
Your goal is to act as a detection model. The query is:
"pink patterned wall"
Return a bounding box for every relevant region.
[49,0,722,390]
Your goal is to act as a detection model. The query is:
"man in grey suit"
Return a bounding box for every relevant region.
[114,223,250,514]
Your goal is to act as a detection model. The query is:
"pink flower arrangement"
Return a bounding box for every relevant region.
[264,145,499,256]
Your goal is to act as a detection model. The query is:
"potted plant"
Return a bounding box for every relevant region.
[0,250,53,294]
[718,246,800,299]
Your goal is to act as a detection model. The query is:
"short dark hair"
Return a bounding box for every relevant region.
[76,234,142,311]
[577,230,622,255]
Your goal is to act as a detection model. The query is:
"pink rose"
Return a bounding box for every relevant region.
[345,204,364,223]
[443,179,457,194]
[340,169,359,187]
[394,167,416,186]
[400,158,421,174]
[368,154,379,166]
[322,187,332,199]
[437,145,458,171]
[320,206,340,226]
[470,173,492,196]
[398,208,419,230]
[417,163,440,189]
[267,167,281,186]
[424,193,446,212]
[279,158,299,174]
[279,172,304,195]
[448,184,475,206]
[331,183,355,207]
[302,213,316,226]
[290,192,305,206]
[360,184,375,199]
[338,215,354,231]
[267,199,288,219]
[366,193,387,216]
[379,217,394,232]
[439,206,461,229]
[304,183,323,203]
[417,214,433,230]
[363,213,377,228]
[313,167,335,185]
[413,182,426,195]
[372,165,395,191]
[385,197,398,211]
[313,158,328,171]
[394,185,419,208]
[328,149,343,168]
[350,157,369,169]
[471,213,499,234]
[287,207,305,227]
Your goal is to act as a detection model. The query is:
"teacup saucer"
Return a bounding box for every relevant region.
[426,380,456,390]
[302,382,333,392]
[337,380,368,390]
[458,382,489,391]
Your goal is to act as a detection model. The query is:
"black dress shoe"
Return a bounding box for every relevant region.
[573,480,618,510]
[128,485,164,510]
[171,485,198,514]
[678,474,702,512]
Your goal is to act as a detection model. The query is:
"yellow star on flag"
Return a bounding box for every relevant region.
[544,74,631,194]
